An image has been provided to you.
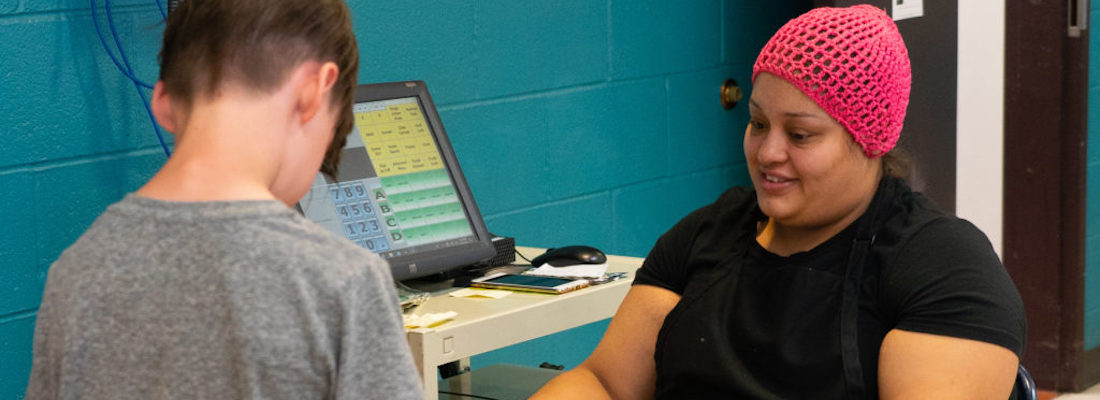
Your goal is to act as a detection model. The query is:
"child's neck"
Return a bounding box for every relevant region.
[137,94,292,204]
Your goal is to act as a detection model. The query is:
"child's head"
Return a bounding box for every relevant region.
[158,0,359,178]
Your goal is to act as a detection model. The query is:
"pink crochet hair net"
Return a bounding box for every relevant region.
[752,5,911,157]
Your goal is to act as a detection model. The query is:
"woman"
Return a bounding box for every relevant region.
[532,5,1025,399]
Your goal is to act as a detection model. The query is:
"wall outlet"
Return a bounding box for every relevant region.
[892,0,924,21]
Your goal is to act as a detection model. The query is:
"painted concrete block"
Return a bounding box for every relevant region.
[0,313,36,400]
[1086,234,1100,317]
[352,1,479,105]
[1087,301,1100,349]
[475,0,607,99]
[542,79,668,201]
[0,11,166,169]
[34,152,161,268]
[0,0,16,14]
[483,193,612,252]
[667,66,751,175]
[610,0,721,79]
[23,0,155,13]
[611,168,731,257]
[1089,164,1100,236]
[449,80,667,213]
[0,172,41,316]
[723,2,806,65]
[1089,93,1100,163]
[441,99,551,215]
[725,163,752,188]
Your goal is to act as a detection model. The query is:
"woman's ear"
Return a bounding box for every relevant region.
[151,82,178,133]
[296,61,340,125]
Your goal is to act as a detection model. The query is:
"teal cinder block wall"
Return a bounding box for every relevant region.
[1087,0,1100,350]
[0,1,807,398]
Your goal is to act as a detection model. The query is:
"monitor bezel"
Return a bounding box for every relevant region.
[346,80,494,280]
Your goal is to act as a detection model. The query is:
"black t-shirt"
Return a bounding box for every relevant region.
[634,180,1027,398]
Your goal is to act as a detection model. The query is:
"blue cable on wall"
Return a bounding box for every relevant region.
[153,0,166,19]
[90,0,172,157]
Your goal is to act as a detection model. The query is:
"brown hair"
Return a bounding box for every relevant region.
[159,0,359,178]
[881,148,912,179]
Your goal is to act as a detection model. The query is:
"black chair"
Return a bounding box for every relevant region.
[1012,364,1037,400]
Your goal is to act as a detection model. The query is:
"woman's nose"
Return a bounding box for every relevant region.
[756,130,788,165]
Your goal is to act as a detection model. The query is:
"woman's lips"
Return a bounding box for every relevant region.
[759,172,796,193]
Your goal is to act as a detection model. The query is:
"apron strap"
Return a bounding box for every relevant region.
[841,234,874,399]
[840,176,895,399]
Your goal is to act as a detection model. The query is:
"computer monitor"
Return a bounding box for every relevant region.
[298,80,494,280]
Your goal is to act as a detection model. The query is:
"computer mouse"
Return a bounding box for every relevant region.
[531,245,607,267]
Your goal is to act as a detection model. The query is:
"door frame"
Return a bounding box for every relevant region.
[1004,0,1090,391]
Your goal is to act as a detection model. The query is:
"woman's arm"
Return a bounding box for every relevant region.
[878,329,1019,400]
[531,284,681,400]
[876,217,1025,399]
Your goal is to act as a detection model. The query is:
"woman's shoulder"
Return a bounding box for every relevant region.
[875,181,1005,280]
[883,184,992,251]
[635,185,759,292]
[872,186,1025,356]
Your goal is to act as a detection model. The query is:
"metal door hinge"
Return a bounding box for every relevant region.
[1068,0,1089,38]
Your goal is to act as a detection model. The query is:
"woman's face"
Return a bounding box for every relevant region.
[744,73,882,232]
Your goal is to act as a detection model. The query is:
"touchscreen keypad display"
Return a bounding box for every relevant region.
[330,181,389,252]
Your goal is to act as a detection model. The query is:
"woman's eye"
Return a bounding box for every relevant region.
[789,132,810,141]
[748,120,765,130]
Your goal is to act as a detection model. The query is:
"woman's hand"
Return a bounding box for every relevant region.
[531,284,681,400]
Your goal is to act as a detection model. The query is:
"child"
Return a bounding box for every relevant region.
[26,1,423,398]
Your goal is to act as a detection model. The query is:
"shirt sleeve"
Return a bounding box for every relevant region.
[25,265,67,400]
[633,205,711,294]
[333,259,424,400]
[881,218,1027,357]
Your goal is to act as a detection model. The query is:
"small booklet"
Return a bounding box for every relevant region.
[470,272,590,294]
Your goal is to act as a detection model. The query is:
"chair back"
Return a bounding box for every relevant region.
[1013,364,1037,400]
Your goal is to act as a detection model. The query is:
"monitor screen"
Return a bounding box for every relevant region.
[298,81,494,280]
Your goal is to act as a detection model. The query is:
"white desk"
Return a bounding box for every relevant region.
[404,247,643,400]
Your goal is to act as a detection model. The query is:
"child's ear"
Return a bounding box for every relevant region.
[297,61,340,125]
[151,82,178,133]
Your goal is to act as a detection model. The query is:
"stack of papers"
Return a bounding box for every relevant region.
[404,311,457,329]
[525,262,608,279]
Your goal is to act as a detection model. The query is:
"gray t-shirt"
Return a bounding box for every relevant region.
[26,195,423,400]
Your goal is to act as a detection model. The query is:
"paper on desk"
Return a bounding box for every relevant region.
[404,311,458,328]
[525,262,608,279]
[449,288,512,299]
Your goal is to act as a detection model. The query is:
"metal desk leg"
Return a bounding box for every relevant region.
[440,358,472,396]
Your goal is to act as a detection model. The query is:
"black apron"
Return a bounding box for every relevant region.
[652,180,890,399]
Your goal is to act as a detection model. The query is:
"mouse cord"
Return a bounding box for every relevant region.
[514,249,534,264]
